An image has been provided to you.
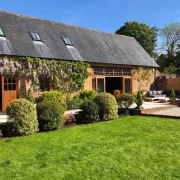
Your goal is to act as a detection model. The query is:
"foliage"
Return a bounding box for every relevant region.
[159,23,180,72]
[163,64,178,74]
[133,67,153,90]
[26,89,35,103]
[136,90,143,108]
[170,89,176,97]
[64,113,76,125]
[0,57,90,94]
[37,100,65,131]
[77,100,99,124]
[115,21,158,57]
[66,97,83,110]
[37,90,64,104]
[5,98,38,136]
[79,89,97,100]
[116,93,136,109]
[136,90,142,100]
[94,92,118,121]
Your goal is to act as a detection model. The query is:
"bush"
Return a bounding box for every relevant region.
[136,90,144,109]
[66,96,83,110]
[26,89,35,103]
[136,90,142,100]
[77,100,99,124]
[36,91,64,104]
[170,89,176,97]
[64,113,76,125]
[116,93,136,109]
[94,92,118,121]
[5,98,38,136]
[37,101,65,131]
[79,90,97,100]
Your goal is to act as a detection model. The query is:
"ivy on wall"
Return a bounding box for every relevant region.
[0,57,90,94]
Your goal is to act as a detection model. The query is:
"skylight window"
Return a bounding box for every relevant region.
[0,28,5,37]
[29,32,42,41]
[61,37,73,46]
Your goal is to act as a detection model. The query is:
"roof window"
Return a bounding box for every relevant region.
[61,37,73,46]
[0,28,5,37]
[29,32,42,41]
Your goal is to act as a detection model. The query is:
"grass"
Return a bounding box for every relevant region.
[0,116,180,180]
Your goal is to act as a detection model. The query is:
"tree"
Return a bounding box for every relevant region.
[115,21,158,57]
[159,23,180,64]
[133,67,153,91]
[159,23,180,73]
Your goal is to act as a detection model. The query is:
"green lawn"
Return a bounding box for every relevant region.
[0,116,180,180]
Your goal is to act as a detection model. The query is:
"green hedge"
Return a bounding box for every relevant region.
[77,100,99,124]
[79,90,97,100]
[36,91,64,104]
[37,100,65,131]
[116,93,136,109]
[94,92,118,121]
[5,98,38,136]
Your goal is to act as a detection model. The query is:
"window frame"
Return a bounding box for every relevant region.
[61,36,73,46]
[0,28,5,37]
[4,77,16,91]
[29,31,42,41]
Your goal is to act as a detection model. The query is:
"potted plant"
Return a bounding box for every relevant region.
[169,89,176,104]
[136,90,143,109]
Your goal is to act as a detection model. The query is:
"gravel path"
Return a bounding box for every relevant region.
[150,107,180,117]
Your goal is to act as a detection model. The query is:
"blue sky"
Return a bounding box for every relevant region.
[1,0,180,33]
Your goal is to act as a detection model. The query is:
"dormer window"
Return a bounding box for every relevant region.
[61,37,73,46]
[0,28,5,37]
[29,32,42,41]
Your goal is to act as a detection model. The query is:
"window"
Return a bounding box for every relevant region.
[61,37,73,46]
[29,32,42,41]
[39,76,49,91]
[0,28,5,37]
[4,78,16,91]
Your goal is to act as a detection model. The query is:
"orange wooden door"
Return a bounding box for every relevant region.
[2,76,17,112]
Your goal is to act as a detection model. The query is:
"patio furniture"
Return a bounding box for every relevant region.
[147,90,166,98]
[158,98,168,103]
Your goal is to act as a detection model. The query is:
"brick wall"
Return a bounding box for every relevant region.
[132,70,156,93]
[84,68,93,90]
[156,77,180,90]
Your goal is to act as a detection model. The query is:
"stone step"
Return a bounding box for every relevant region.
[0,114,8,124]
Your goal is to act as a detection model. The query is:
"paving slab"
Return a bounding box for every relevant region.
[149,107,180,118]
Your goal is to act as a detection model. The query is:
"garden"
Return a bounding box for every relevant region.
[0,88,143,137]
[0,116,179,179]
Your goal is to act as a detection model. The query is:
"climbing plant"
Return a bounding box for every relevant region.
[133,67,153,91]
[0,57,90,94]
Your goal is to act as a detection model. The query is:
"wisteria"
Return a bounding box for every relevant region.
[0,57,90,94]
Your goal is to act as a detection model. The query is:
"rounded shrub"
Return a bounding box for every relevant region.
[94,92,118,121]
[116,93,136,109]
[5,98,38,136]
[77,100,99,124]
[37,101,65,131]
[79,90,97,100]
[36,91,64,104]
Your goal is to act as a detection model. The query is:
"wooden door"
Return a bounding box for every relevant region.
[2,76,17,112]
[96,77,105,93]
